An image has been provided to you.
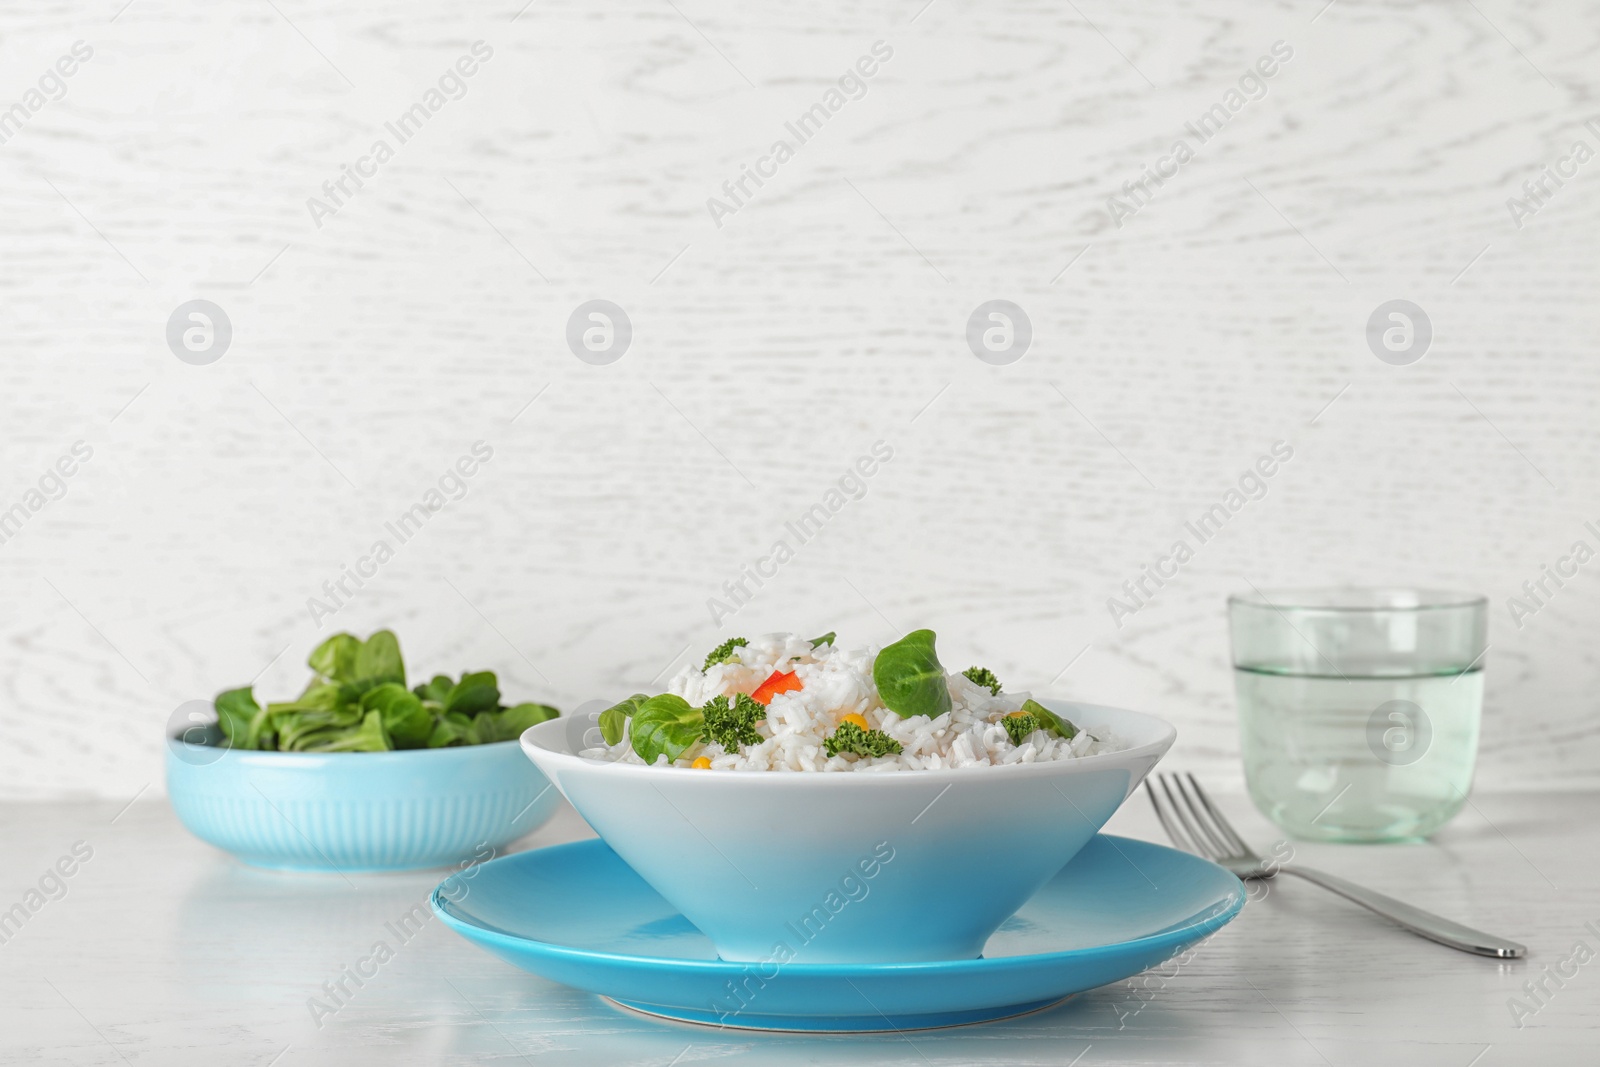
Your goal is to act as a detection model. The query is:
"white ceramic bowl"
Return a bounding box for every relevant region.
[520,699,1175,964]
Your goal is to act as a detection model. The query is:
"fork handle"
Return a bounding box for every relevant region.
[1277,865,1525,958]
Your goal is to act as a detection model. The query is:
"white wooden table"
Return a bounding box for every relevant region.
[2,790,1592,1066]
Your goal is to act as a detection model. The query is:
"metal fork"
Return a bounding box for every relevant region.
[1146,772,1525,959]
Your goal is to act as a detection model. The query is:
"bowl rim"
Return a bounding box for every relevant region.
[520,699,1175,783]
[165,734,528,764]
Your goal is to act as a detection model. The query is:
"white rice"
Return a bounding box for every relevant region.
[578,632,1121,771]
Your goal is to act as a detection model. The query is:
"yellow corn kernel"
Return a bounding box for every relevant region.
[840,713,870,731]
[691,756,712,769]
[1005,710,1031,719]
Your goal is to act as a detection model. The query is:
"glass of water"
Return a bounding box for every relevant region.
[1228,588,1487,842]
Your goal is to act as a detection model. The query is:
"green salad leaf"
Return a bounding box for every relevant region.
[209,630,559,754]
[308,634,361,684]
[215,687,265,750]
[470,702,560,744]
[427,710,473,748]
[299,709,392,752]
[354,630,405,686]
[273,706,364,751]
[289,682,343,711]
[361,682,433,748]
[1020,699,1078,740]
[444,670,500,715]
[415,674,455,705]
[599,693,649,745]
[808,631,836,648]
[631,694,704,765]
[872,629,953,720]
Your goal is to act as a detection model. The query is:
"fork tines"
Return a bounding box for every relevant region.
[1145,772,1254,864]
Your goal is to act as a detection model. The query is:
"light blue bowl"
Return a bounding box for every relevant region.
[166,731,561,872]
[521,700,1176,964]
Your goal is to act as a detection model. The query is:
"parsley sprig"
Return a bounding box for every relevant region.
[702,637,748,671]
[962,666,1002,694]
[700,693,765,750]
[825,721,904,758]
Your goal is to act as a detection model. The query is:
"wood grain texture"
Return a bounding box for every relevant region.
[1,1,1598,798]
[2,793,1597,1064]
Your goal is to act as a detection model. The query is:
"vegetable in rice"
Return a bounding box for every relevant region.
[579,630,1119,771]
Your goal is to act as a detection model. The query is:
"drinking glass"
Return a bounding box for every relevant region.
[1228,588,1487,842]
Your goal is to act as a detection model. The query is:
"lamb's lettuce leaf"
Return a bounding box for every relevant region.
[872,629,952,720]
[353,630,405,687]
[599,693,649,746]
[308,634,361,684]
[630,694,703,765]
[1020,699,1078,740]
[210,631,559,753]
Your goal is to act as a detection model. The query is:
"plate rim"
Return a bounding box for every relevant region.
[431,834,1246,976]
[599,992,1076,1033]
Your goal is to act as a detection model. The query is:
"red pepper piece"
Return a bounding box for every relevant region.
[751,670,803,705]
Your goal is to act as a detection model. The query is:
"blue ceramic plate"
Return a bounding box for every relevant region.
[432,834,1245,1032]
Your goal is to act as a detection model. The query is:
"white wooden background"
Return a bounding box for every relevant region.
[2,0,1597,800]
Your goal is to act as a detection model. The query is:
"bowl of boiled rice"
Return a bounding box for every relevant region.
[520,629,1175,964]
